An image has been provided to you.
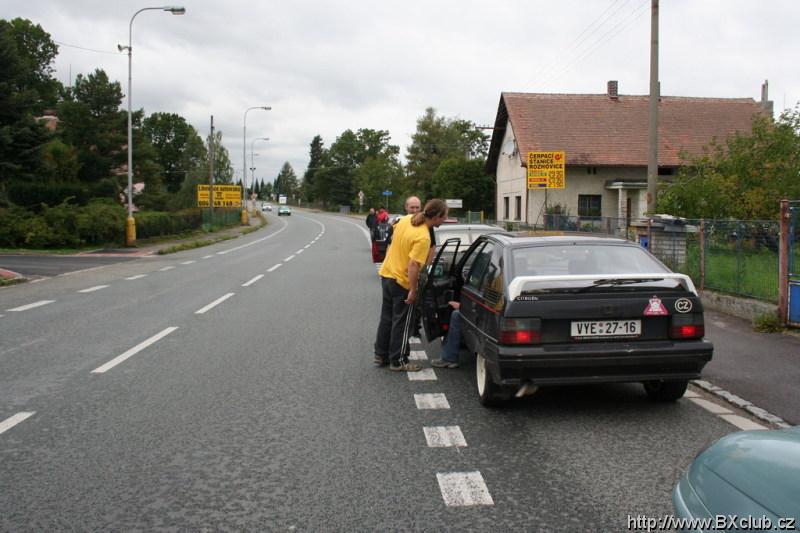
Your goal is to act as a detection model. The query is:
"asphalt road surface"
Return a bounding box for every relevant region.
[0,253,142,277]
[0,210,773,531]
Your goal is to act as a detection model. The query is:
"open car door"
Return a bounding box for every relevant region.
[418,238,461,342]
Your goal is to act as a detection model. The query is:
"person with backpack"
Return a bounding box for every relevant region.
[371,209,392,262]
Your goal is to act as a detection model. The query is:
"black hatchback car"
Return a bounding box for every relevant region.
[419,234,713,406]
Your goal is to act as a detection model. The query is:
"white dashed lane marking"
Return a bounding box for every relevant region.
[91,327,178,374]
[284,255,295,262]
[0,412,36,435]
[159,266,175,271]
[242,275,264,287]
[267,264,282,272]
[78,285,109,293]
[195,293,235,315]
[436,472,494,507]
[424,426,467,448]
[180,260,196,265]
[7,300,55,312]
[409,350,428,361]
[202,255,213,259]
[408,368,437,381]
[414,393,450,410]
[304,245,310,249]
[125,274,147,280]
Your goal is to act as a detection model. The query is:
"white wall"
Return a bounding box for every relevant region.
[495,121,527,221]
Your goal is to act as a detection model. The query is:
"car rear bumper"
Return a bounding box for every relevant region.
[494,339,713,386]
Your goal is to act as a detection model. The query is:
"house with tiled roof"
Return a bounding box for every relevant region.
[486,81,772,225]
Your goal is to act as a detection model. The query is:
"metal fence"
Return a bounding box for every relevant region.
[201,208,241,230]
[456,215,781,303]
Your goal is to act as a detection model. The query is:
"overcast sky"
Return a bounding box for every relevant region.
[4,0,800,185]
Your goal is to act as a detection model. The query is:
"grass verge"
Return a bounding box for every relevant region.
[0,277,27,287]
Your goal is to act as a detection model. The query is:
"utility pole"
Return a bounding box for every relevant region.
[646,0,660,215]
[209,115,215,220]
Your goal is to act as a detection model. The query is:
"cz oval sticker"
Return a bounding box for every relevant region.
[675,298,693,313]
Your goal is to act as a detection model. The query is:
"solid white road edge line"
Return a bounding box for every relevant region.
[195,293,235,315]
[436,472,494,507]
[242,275,264,287]
[0,412,36,435]
[91,327,178,374]
[216,218,289,255]
[78,285,109,293]
[7,300,55,312]
[267,264,282,272]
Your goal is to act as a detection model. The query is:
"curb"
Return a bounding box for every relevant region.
[0,268,23,279]
[692,379,792,429]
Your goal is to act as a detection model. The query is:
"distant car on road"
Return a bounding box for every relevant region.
[278,206,291,216]
[420,234,713,406]
[673,426,800,531]
[262,203,272,212]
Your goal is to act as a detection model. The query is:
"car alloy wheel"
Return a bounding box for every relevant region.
[476,352,509,407]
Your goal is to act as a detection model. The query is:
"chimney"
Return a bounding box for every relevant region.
[761,79,774,115]
[607,80,619,100]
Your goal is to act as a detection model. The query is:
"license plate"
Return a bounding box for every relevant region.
[571,320,641,338]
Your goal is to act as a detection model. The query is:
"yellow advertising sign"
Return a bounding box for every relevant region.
[197,185,242,208]
[527,151,566,189]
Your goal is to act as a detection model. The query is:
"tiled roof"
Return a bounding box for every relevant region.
[487,92,766,172]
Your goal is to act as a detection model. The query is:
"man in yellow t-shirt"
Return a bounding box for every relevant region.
[374,199,449,371]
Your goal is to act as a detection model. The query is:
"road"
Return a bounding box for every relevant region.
[0,210,776,531]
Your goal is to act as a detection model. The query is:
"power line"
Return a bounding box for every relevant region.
[537,0,649,91]
[54,40,120,56]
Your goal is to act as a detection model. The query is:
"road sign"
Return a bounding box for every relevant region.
[197,185,242,207]
[527,151,566,189]
[446,199,463,208]
[382,190,392,196]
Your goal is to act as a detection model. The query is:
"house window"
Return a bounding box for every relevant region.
[503,197,509,220]
[578,194,601,218]
[658,167,673,176]
[515,196,522,221]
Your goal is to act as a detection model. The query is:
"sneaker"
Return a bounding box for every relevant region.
[389,360,423,372]
[374,355,389,367]
[430,358,459,369]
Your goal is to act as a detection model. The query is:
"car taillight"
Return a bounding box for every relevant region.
[669,314,705,339]
[499,318,541,345]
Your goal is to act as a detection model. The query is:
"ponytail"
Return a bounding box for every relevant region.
[411,198,448,226]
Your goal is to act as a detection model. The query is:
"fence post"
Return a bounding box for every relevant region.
[778,199,790,325]
[699,219,705,291]
[647,218,652,250]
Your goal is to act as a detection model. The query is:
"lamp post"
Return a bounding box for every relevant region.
[120,5,185,246]
[242,106,271,224]
[250,137,269,215]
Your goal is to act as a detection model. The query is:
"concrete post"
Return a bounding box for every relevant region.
[778,199,790,324]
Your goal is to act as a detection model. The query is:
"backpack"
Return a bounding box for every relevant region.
[373,222,392,243]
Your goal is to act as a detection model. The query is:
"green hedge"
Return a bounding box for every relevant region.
[0,200,127,248]
[135,209,202,239]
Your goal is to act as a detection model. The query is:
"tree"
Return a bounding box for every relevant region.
[0,19,54,185]
[431,158,494,212]
[658,109,800,220]
[5,18,60,109]
[209,130,233,184]
[274,162,299,200]
[57,69,126,184]
[142,112,205,193]
[302,134,325,203]
[405,107,489,199]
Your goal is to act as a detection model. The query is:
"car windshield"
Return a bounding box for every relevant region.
[511,244,682,292]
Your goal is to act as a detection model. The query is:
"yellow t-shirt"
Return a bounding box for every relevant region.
[379,215,430,289]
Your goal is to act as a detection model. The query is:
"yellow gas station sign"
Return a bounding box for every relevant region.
[527,151,566,189]
[197,185,242,207]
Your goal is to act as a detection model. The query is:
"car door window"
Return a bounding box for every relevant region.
[466,243,494,292]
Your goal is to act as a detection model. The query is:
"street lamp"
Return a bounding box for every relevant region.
[242,106,271,224]
[250,137,269,214]
[120,5,185,246]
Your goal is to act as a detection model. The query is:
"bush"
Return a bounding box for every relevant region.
[135,209,202,239]
[0,207,33,247]
[7,181,91,210]
[753,312,784,333]
[76,200,127,244]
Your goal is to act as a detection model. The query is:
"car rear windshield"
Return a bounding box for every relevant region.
[510,243,683,292]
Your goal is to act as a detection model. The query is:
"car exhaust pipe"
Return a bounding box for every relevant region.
[515,381,539,398]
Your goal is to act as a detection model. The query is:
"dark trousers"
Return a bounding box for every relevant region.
[374,276,415,363]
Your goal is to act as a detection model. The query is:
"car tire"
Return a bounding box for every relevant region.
[643,379,688,402]
[476,352,510,407]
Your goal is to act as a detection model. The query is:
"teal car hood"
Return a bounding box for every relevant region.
[688,427,800,520]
